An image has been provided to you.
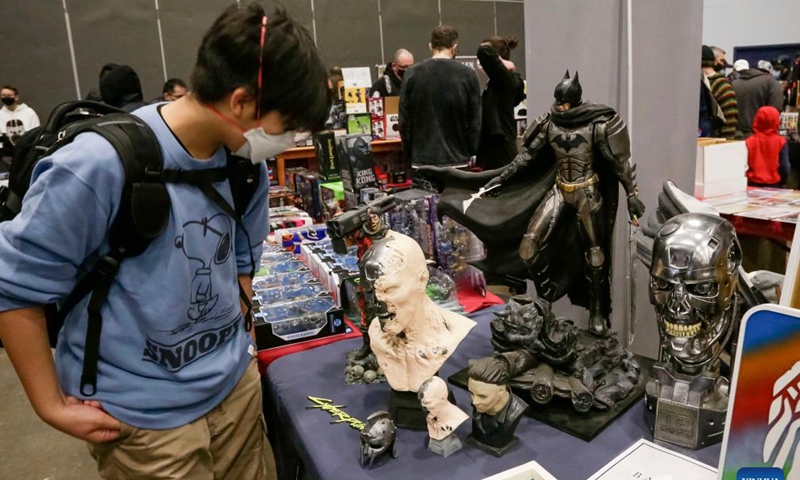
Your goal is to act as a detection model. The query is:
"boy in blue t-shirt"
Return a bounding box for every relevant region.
[0,4,329,479]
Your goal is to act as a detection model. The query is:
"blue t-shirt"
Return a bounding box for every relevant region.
[0,104,269,429]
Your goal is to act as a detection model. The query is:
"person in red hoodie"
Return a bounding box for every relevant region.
[746,106,789,188]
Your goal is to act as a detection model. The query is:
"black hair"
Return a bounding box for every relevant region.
[431,26,459,51]
[468,356,509,385]
[1,85,18,96]
[483,36,518,61]
[99,63,119,79]
[191,4,330,131]
[163,78,187,94]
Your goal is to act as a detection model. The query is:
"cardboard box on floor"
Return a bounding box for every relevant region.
[694,138,747,198]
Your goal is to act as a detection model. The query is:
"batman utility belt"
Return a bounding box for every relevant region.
[556,174,599,193]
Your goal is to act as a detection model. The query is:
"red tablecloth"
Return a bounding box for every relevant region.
[257,318,361,374]
[457,288,505,313]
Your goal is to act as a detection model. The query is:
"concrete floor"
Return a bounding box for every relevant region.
[0,349,100,480]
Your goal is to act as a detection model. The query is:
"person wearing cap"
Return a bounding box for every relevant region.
[732,57,784,138]
[729,59,750,81]
[711,46,732,73]
[702,45,738,138]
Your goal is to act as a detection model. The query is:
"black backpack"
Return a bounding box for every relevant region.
[0,100,260,396]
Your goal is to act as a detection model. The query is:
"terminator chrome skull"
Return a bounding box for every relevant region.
[649,213,741,374]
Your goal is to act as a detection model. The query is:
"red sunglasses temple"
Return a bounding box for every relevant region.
[256,15,268,119]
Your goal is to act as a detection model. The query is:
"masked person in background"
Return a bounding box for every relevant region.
[0,4,329,479]
[370,49,414,98]
[0,85,40,138]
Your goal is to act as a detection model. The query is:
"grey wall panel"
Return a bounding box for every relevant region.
[495,1,526,80]
[381,0,441,66]
[441,0,494,58]
[314,0,381,71]
[69,0,163,101]
[160,1,315,92]
[627,0,703,358]
[524,0,621,115]
[0,2,75,116]
[524,0,703,359]
[159,0,233,87]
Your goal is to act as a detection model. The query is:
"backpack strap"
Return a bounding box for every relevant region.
[50,113,167,396]
[155,152,262,332]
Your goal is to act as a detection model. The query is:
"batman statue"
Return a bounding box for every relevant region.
[418,71,645,336]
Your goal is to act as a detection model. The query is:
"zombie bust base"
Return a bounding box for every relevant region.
[489,295,641,412]
[644,213,741,449]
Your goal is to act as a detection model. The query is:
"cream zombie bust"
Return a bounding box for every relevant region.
[364,233,476,392]
[419,376,469,441]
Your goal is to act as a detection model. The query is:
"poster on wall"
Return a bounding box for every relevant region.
[341,67,372,89]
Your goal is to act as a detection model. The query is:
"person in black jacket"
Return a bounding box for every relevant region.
[732,63,784,138]
[99,64,147,113]
[476,36,525,170]
[399,26,481,167]
[370,49,414,97]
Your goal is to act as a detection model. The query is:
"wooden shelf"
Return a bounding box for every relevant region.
[275,138,403,187]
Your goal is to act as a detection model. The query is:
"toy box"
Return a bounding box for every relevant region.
[294,171,324,221]
[313,131,341,181]
[337,134,378,197]
[252,294,348,350]
[320,181,346,221]
[346,114,371,135]
[273,224,328,254]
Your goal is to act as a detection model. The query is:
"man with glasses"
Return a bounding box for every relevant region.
[370,48,414,97]
[161,78,188,102]
[0,4,329,479]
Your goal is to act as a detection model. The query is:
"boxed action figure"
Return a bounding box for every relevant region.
[320,181,346,221]
[313,131,341,181]
[252,293,347,350]
[344,87,367,114]
[273,224,328,254]
[337,135,378,203]
[347,114,371,135]
[294,171,324,222]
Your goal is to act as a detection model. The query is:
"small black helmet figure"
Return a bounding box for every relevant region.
[359,411,398,469]
[553,70,583,107]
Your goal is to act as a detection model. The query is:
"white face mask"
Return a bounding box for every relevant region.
[234,127,297,164]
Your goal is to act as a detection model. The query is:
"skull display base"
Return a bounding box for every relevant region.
[643,363,728,450]
[344,349,386,385]
[428,434,463,458]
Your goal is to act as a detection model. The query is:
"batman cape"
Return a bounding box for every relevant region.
[418,102,621,314]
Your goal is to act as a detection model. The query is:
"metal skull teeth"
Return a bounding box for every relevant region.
[663,320,701,338]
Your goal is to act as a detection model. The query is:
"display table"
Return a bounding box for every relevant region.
[703,187,800,243]
[275,138,404,187]
[264,306,721,480]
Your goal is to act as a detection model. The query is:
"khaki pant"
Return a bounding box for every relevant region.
[88,358,277,480]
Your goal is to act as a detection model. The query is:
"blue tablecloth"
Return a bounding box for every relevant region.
[264,306,721,480]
